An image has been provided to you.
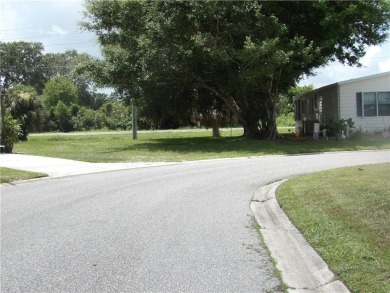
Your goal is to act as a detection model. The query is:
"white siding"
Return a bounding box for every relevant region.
[339,73,390,132]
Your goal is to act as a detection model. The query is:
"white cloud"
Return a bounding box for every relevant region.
[299,39,390,88]
[0,1,21,39]
[361,45,381,68]
[379,58,390,72]
[48,25,67,35]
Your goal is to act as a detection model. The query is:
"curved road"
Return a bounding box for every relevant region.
[1,151,389,292]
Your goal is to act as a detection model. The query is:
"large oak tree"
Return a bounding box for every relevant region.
[81,0,390,138]
[0,41,46,94]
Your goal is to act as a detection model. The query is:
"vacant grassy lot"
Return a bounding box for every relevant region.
[0,167,47,184]
[14,129,390,163]
[277,164,390,293]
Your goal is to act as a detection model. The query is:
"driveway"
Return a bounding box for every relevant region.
[1,151,388,292]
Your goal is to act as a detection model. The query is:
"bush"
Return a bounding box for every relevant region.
[1,114,22,153]
[99,101,131,130]
[53,101,73,132]
[7,84,46,140]
[322,118,356,138]
[276,112,295,127]
[72,107,102,131]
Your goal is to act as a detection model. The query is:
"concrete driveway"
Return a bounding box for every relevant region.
[0,153,173,178]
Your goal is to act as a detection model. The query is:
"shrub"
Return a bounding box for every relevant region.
[53,101,73,132]
[7,84,46,140]
[322,118,356,138]
[99,101,131,130]
[1,114,22,153]
[276,112,295,127]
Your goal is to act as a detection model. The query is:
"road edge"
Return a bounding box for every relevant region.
[250,180,351,293]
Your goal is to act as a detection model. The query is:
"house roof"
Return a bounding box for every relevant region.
[295,71,390,99]
[337,71,390,85]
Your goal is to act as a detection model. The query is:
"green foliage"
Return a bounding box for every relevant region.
[276,113,295,127]
[43,50,107,109]
[0,43,105,109]
[53,101,73,132]
[0,41,46,94]
[7,84,46,140]
[72,107,98,131]
[323,118,355,137]
[99,101,131,130]
[44,100,131,132]
[82,0,389,139]
[1,114,21,153]
[43,76,78,108]
[279,85,314,116]
[0,42,121,134]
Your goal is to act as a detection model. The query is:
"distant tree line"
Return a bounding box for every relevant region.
[0,42,137,151]
[0,41,260,144]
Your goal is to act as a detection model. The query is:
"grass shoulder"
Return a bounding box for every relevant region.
[0,167,47,184]
[276,163,390,293]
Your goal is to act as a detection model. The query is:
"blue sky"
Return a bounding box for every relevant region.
[1,0,390,89]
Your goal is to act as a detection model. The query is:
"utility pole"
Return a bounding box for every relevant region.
[0,69,5,147]
[132,99,137,140]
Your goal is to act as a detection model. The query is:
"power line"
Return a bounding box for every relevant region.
[44,42,98,47]
[1,31,93,42]
[0,23,78,32]
[0,40,98,47]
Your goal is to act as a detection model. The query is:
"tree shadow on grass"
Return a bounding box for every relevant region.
[101,135,305,161]
[18,132,390,163]
[128,135,387,155]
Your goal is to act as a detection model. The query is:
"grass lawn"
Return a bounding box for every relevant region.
[276,163,390,293]
[13,128,390,163]
[0,167,47,184]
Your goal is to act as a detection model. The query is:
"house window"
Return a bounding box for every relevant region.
[356,93,362,117]
[357,92,390,117]
[363,92,377,117]
[378,92,390,116]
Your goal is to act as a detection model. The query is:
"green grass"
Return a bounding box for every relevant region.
[276,164,390,293]
[0,167,47,184]
[13,129,390,163]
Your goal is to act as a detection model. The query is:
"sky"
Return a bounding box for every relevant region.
[1,0,390,89]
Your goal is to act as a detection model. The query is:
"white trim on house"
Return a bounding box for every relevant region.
[338,71,390,86]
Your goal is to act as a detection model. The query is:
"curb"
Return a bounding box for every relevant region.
[250,180,350,293]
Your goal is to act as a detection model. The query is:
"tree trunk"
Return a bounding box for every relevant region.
[212,125,220,137]
[5,143,13,154]
[242,117,261,139]
[261,108,282,140]
[196,80,277,139]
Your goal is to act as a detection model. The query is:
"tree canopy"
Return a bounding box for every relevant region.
[0,42,130,145]
[0,41,46,94]
[43,76,78,108]
[85,1,389,138]
[0,42,105,109]
[43,50,106,109]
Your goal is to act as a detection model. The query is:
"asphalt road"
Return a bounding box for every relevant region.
[1,151,389,292]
